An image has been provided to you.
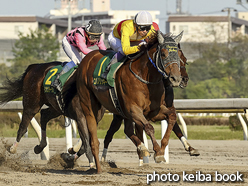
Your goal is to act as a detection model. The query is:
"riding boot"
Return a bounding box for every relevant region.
[51,61,75,92]
[101,53,118,79]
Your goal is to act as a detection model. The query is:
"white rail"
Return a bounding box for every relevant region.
[1,98,247,162]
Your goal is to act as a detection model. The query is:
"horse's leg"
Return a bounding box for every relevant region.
[101,114,123,162]
[76,128,95,168]
[172,123,200,156]
[74,115,95,168]
[123,119,150,166]
[61,105,95,168]
[9,107,40,154]
[68,138,82,154]
[79,112,100,172]
[149,104,178,163]
[159,106,177,163]
[134,123,152,165]
[77,89,101,173]
[163,82,200,156]
[130,106,163,163]
[34,107,60,154]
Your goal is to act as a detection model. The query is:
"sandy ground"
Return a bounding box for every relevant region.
[0,137,247,186]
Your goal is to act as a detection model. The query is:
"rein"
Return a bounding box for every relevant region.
[129,49,163,85]
[129,42,181,84]
[128,30,184,85]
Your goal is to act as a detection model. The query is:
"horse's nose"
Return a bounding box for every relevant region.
[182,76,189,84]
[180,76,189,88]
[169,76,182,87]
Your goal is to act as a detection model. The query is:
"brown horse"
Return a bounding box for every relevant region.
[69,46,199,164]
[0,61,99,167]
[76,31,183,173]
[100,46,199,163]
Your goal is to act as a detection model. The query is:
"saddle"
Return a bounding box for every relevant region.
[43,62,78,112]
[93,50,143,87]
[93,50,144,117]
[43,63,78,94]
[93,51,126,87]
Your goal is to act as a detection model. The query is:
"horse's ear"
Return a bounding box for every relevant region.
[157,30,164,44]
[174,31,184,44]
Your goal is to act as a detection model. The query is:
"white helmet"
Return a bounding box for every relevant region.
[134,11,153,25]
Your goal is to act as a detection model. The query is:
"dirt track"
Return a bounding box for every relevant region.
[0,137,247,186]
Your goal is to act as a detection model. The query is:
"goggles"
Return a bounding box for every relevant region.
[137,25,151,31]
[87,34,101,40]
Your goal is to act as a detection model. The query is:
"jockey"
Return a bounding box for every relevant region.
[51,19,107,91]
[101,11,158,79]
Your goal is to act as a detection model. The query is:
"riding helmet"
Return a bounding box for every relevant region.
[85,19,103,35]
[134,11,153,25]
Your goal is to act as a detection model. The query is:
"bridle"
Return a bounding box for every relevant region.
[129,40,181,84]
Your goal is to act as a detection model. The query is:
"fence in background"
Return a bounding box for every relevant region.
[1,98,248,162]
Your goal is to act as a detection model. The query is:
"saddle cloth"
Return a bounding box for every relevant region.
[93,52,126,87]
[43,63,78,94]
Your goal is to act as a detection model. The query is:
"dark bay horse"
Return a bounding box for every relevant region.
[0,61,98,167]
[76,31,183,173]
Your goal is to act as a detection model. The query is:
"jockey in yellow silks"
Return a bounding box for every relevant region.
[101,11,157,78]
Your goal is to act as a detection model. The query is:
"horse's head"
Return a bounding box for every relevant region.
[178,44,189,88]
[155,31,183,87]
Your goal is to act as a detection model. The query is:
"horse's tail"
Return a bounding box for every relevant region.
[0,69,28,105]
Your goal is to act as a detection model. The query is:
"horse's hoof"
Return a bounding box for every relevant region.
[89,162,95,168]
[9,145,17,154]
[101,155,106,162]
[68,147,76,154]
[154,155,166,163]
[61,153,75,162]
[143,156,149,163]
[137,144,150,157]
[34,145,43,154]
[189,149,200,156]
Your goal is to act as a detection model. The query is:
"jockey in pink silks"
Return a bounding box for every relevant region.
[51,19,106,91]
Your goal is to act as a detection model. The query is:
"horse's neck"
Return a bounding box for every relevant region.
[139,49,162,81]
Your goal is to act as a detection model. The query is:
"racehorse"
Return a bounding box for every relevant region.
[68,45,199,164]
[0,61,98,167]
[101,45,199,163]
[76,30,183,173]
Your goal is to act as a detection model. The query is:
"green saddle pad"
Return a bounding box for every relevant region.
[43,64,78,93]
[93,52,126,87]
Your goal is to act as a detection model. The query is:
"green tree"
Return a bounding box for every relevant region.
[3,25,60,79]
[12,25,59,62]
[174,34,248,99]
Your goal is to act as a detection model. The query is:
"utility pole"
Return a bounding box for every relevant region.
[236,0,248,10]
[221,7,237,47]
[68,0,72,32]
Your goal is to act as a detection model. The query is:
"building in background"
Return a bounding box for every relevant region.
[0,0,160,64]
[48,0,160,30]
[166,15,248,43]
[1,0,248,64]
[0,15,111,64]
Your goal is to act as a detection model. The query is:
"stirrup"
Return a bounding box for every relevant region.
[51,79,62,92]
[101,70,109,79]
[55,93,64,112]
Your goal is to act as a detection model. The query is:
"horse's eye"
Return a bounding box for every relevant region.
[161,52,166,58]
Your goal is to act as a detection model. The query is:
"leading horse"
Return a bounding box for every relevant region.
[69,45,199,165]
[101,45,199,163]
[76,31,183,173]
